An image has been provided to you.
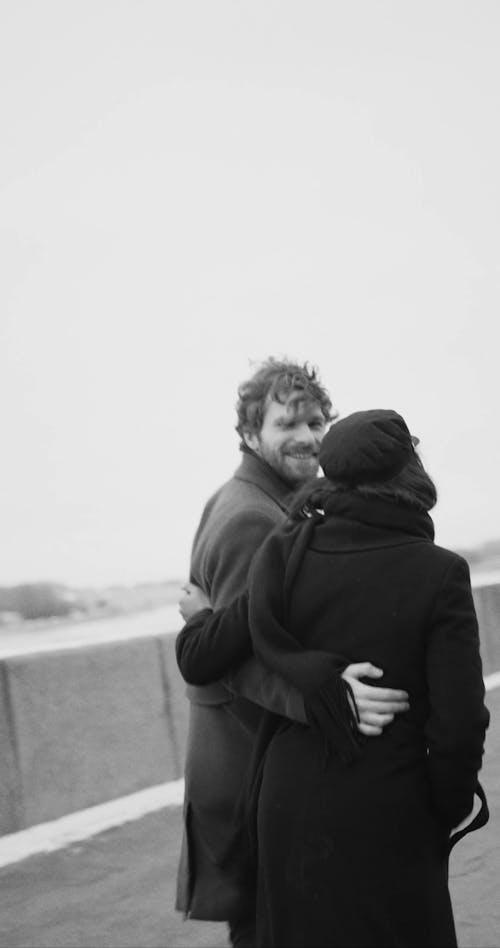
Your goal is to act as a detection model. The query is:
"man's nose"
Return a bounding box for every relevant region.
[294,423,316,444]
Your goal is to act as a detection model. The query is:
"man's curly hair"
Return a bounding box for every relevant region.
[235,357,335,446]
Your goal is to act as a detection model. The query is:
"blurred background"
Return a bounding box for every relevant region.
[1,0,499,633]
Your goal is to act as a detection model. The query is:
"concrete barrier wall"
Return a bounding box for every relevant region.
[0,665,21,835]
[473,584,500,676]
[0,585,498,836]
[0,635,189,835]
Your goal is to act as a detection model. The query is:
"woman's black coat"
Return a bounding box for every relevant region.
[177,493,489,947]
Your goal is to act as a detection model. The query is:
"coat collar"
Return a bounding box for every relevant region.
[311,491,435,552]
[234,449,293,513]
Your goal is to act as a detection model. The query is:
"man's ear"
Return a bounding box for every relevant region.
[243,430,260,452]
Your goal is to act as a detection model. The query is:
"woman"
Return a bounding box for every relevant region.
[177,409,489,948]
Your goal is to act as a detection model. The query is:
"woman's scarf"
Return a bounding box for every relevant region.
[247,494,435,764]
[247,512,362,764]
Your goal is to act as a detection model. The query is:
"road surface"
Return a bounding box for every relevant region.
[0,689,498,948]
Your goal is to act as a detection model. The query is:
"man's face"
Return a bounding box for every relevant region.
[245,394,328,487]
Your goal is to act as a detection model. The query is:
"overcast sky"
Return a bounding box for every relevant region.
[1,1,499,587]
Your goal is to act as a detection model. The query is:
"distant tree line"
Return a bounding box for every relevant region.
[0,583,73,620]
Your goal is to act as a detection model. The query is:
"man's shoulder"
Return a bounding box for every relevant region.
[199,482,282,548]
[204,469,285,521]
[192,467,287,566]
[191,467,288,603]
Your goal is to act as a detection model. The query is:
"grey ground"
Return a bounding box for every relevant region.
[1,688,498,948]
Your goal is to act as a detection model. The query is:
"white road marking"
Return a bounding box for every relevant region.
[0,779,184,869]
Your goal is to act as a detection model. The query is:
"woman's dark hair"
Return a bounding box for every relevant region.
[290,451,437,521]
[235,357,334,446]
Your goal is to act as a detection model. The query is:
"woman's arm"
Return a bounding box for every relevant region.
[176,564,410,734]
[425,556,490,830]
[175,591,253,685]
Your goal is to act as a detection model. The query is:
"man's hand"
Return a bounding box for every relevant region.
[178,582,211,622]
[341,662,410,736]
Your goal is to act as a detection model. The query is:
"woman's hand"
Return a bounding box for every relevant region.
[178,582,211,622]
[341,662,410,737]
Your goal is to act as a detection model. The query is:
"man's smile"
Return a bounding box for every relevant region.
[285,450,317,459]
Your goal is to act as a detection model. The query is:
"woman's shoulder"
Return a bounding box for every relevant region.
[430,541,469,568]
[426,542,472,588]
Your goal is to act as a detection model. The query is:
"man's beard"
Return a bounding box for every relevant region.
[258,442,320,488]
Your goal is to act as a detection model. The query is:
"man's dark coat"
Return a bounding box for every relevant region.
[175,450,301,921]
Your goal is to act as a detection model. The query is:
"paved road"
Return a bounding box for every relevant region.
[1,688,499,948]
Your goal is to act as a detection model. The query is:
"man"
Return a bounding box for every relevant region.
[176,358,410,948]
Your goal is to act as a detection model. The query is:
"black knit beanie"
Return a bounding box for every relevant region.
[319,409,415,484]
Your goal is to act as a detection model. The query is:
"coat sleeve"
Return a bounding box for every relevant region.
[225,657,307,723]
[175,595,252,685]
[425,556,490,830]
[175,593,308,722]
[181,507,309,721]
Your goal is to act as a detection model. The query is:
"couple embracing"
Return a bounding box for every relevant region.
[175,358,489,948]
